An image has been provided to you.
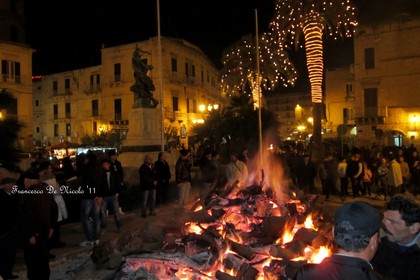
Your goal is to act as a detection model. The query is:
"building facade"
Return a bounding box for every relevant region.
[0,0,33,151]
[325,15,420,148]
[264,92,312,141]
[32,37,225,149]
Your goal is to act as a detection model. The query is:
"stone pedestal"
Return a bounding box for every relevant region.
[123,107,161,151]
[120,108,162,186]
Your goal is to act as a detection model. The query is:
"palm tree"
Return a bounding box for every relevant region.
[0,89,24,170]
[220,33,298,99]
[270,0,357,161]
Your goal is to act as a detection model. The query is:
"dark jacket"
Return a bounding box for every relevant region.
[110,159,124,184]
[199,156,217,183]
[19,183,58,240]
[139,163,157,191]
[0,189,20,236]
[346,159,362,178]
[175,158,191,184]
[371,236,420,280]
[154,159,171,184]
[295,254,384,280]
[97,169,121,197]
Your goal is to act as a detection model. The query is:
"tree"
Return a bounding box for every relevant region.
[192,94,280,162]
[0,89,24,171]
[270,0,357,161]
[220,33,297,98]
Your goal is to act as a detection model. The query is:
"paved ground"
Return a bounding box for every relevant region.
[10,183,419,279]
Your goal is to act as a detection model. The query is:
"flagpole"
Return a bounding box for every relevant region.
[157,0,164,151]
[255,9,263,169]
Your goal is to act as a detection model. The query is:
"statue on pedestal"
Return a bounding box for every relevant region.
[130,46,159,108]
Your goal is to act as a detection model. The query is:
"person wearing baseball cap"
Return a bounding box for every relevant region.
[295,201,384,280]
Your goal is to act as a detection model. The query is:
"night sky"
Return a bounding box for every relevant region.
[25,0,275,75]
[24,0,419,89]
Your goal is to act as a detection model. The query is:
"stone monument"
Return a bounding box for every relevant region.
[120,46,161,179]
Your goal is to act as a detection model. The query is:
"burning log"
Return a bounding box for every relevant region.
[237,262,259,280]
[215,270,237,280]
[226,238,255,260]
[262,215,296,240]
[269,240,307,259]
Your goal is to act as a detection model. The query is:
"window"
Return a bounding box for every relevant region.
[92,100,98,117]
[201,70,204,83]
[191,65,195,77]
[65,103,71,118]
[66,123,71,137]
[114,99,122,120]
[35,100,39,107]
[53,81,58,95]
[185,63,189,76]
[364,48,375,69]
[90,74,100,89]
[54,124,59,136]
[171,58,177,72]
[193,99,197,113]
[53,104,58,119]
[36,127,40,133]
[114,63,121,82]
[364,88,378,117]
[65,78,70,94]
[1,60,21,83]
[186,98,190,113]
[93,121,97,134]
[173,96,179,112]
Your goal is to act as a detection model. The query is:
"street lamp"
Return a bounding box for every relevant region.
[410,115,418,130]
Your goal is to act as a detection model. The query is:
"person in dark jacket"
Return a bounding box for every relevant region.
[139,154,158,217]
[19,170,58,280]
[154,151,171,206]
[295,201,383,280]
[175,149,192,206]
[78,151,101,247]
[297,154,317,194]
[98,158,123,231]
[371,193,420,280]
[0,178,20,280]
[108,149,125,214]
[346,151,363,198]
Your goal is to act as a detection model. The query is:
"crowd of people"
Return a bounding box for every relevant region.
[283,144,420,202]
[1,143,419,279]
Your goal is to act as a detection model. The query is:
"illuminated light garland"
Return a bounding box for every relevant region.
[220,33,298,96]
[269,0,358,104]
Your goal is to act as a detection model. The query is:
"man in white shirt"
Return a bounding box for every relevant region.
[226,152,248,188]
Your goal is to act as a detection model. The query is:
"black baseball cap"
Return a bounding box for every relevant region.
[334,201,381,237]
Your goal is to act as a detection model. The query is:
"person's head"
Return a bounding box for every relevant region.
[211,151,220,160]
[334,201,382,260]
[398,155,405,163]
[380,157,387,165]
[158,151,167,161]
[101,158,110,171]
[39,160,53,174]
[108,150,117,161]
[180,149,190,160]
[352,152,361,161]
[382,194,420,245]
[144,154,153,164]
[230,152,238,162]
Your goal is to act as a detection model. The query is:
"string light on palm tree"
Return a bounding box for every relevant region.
[270,0,358,160]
